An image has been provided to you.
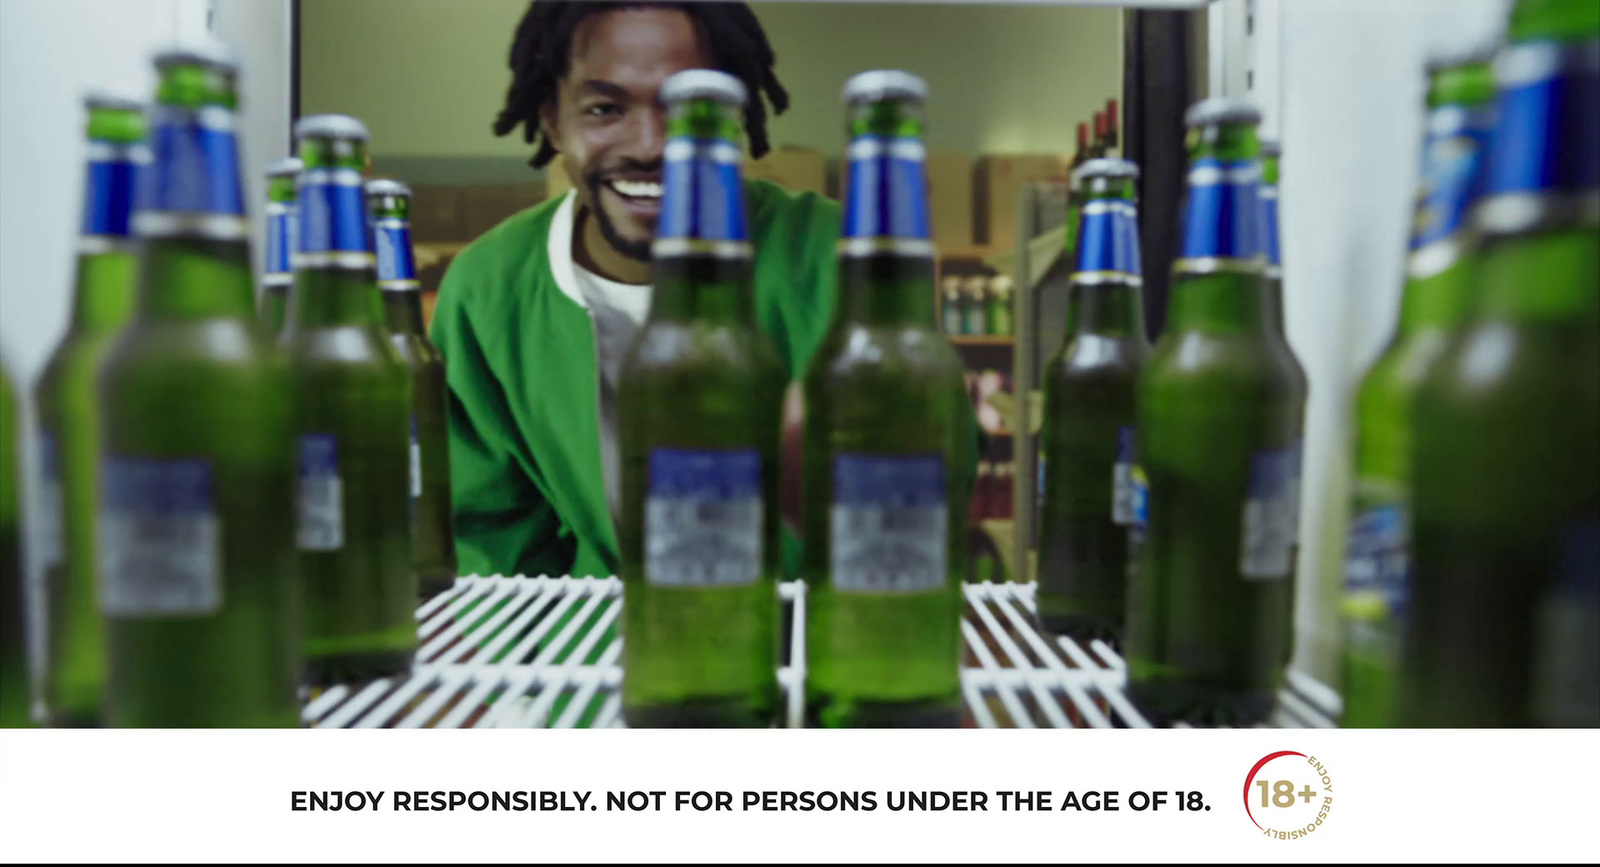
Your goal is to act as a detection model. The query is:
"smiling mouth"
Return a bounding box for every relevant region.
[602,178,664,219]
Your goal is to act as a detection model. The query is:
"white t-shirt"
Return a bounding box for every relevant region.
[570,262,653,525]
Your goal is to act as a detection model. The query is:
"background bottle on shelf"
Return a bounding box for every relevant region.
[961,273,988,335]
[1035,157,1148,645]
[282,114,417,686]
[986,274,1014,336]
[97,45,301,726]
[367,178,457,599]
[803,70,972,728]
[1341,48,1497,728]
[33,92,144,726]
[940,275,963,335]
[258,157,300,337]
[1402,1,1599,728]
[616,70,784,728]
[1124,98,1303,726]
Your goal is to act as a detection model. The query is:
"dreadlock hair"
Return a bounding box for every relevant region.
[493,0,790,168]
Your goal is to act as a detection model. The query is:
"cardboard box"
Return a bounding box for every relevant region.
[408,185,463,242]
[746,146,828,196]
[974,153,1071,250]
[458,183,544,239]
[926,149,974,251]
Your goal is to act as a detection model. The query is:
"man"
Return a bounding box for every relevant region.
[430,1,840,580]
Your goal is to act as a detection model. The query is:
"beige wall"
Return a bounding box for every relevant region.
[300,0,1122,172]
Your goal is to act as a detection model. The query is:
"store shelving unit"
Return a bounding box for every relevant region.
[303,576,1341,730]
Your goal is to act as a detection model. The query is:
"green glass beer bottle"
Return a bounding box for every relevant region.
[1341,50,1497,728]
[1124,98,1303,726]
[616,70,784,727]
[1401,0,1599,727]
[258,157,301,337]
[33,93,145,726]
[97,45,301,727]
[283,114,417,685]
[1,356,29,728]
[1036,158,1148,643]
[366,178,456,599]
[1256,139,1309,667]
[803,71,972,728]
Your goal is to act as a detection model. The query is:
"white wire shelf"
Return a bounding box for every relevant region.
[302,576,1343,729]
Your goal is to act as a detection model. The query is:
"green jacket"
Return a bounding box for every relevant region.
[430,181,841,579]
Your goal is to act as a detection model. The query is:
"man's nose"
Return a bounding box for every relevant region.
[620,104,667,164]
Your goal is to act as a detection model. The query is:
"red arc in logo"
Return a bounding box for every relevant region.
[1243,750,1306,830]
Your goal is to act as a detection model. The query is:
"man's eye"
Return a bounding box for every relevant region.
[584,103,621,118]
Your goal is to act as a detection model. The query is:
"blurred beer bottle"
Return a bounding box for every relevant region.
[1,356,28,728]
[1256,139,1309,667]
[1036,158,1148,644]
[1341,48,1497,728]
[1402,0,1599,728]
[33,93,144,726]
[366,178,456,598]
[803,70,971,727]
[98,44,300,726]
[258,157,301,337]
[283,115,416,685]
[1124,98,1303,726]
[616,70,785,727]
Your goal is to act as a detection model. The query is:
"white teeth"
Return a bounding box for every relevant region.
[610,179,663,199]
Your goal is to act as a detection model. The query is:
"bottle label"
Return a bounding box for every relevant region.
[1412,104,1495,249]
[81,143,142,238]
[138,105,244,218]
[1258,183,1281,268]
[98,457,221,616]
[374,218,418,287]
[296,434,344,552]
[1127,464,1150,552]
[842,136,930,241]
[298,168,371,259]
[1287,437,1304,546]
[1178,157,1261,264]
[830,453,947,594]
[1342,502,1410,620]
[1076,200,1140,277]
[644,447,763,587]
[1118,201,1143,277]
[1532,517,1600,726]
[1111,426,1139,526]
[264,201,296,280]
[36,429,64,571]
[1482,42,1600,205]
[659,137,748,243]
[1239,448,1294,580]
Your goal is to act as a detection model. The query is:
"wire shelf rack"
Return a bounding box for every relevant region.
[302,576,1343,729]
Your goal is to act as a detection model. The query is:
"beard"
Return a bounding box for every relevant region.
[584,170,654,263]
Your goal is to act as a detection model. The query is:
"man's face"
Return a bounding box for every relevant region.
[543,8,712,261]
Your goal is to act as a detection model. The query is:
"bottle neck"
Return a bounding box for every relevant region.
[294,267,384,329]
[1166,271,1272,335]
[381,288,427,335]
[1474,228,1598,323]
[134,238,257,321]
[71,245,138,333]
[837,254,937,328]
[649,255,754,326]
[1071,279,1147,339]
